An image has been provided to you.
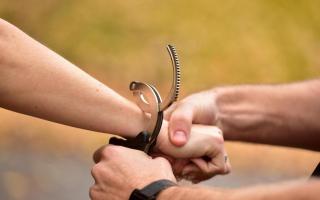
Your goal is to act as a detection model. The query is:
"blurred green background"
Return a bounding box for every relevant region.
[0,0,320,199]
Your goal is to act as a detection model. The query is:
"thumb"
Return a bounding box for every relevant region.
[164,102,178,121]
[168,103,194,147]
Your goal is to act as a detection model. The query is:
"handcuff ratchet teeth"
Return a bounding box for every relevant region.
[109,44,181,154]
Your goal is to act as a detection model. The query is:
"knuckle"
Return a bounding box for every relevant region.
[89,186,94,199]
[155,157,171,169]
[217,160,227,172]
[217,166,226,174]
[208,162,225,175]
[156,156,168,165]
[102,145,121,158]
[171,111,188,123]
[89,185,98,200]
[171,104,193,122]
[213,127,223,136]
[206,137,224,155]
[224,163,232,174]
[91,163,103,178]
[93,145,107,163]
[207,132,224,149]
[214,134,225,146]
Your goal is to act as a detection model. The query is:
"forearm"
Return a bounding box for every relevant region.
[158,186,227,200]
[158,180,320,200]
[0,19,147,137]
[214,80,320,150]
[157,186,229,200]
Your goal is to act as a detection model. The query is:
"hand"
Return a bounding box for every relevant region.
[90,145,176,200]
[92,120,230,184]
[155,121,231,183]
[165,90,218,147]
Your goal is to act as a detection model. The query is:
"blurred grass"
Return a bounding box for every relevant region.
[1,0,320,199]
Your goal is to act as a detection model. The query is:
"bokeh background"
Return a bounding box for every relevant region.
[1,0,320,199]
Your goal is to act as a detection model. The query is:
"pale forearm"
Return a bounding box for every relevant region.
[0,19,147,136]
[215,80,320,150]
[159,180,320,200]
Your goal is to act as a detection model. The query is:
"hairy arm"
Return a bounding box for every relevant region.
[167,79,320,150]
[215,80,320,151]
[159,179,320,200]
[0,19,148,137]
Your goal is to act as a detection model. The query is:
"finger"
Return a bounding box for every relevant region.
[153,157,174,173]
[181,163,200,177]
[211,147,231,175]
[183,154,226,182]
[91,162,107,184]
[191,148,227,178]
[91,167,99,184]
[89,184,101,200]
[93,145,108,163]
[182,159,216,182]
[224,155,232,174]
[171,159,190,177]
[180,163,206,182]
[168,103,194,147]
[164,102,178,121]
[150,152,175,165]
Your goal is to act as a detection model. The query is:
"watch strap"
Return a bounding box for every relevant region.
[129,179,177,200]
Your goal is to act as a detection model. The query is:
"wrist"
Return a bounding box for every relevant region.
[130,179,177,200]
[158,185,234,200]
[214,85,283,142]
[103,96,150,137]
[214,85,260,141]
[157,186,179,199]
[214,86,239,140]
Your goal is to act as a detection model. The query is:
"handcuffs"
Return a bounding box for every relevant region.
[109,45,181,199]
[109,44,181,154]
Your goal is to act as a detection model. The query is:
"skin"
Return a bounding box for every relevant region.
[0,18,147,137]
[166,80,320,150]
[0,18,229,182]
[91,80,320,198]
[159,179,320,200]
[90,146,176,200]
[94,122,231,183]
[91,145,320,200]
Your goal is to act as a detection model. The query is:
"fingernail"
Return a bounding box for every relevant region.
[174,131,187,142]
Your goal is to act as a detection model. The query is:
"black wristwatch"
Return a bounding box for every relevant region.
[129,179,177,200]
